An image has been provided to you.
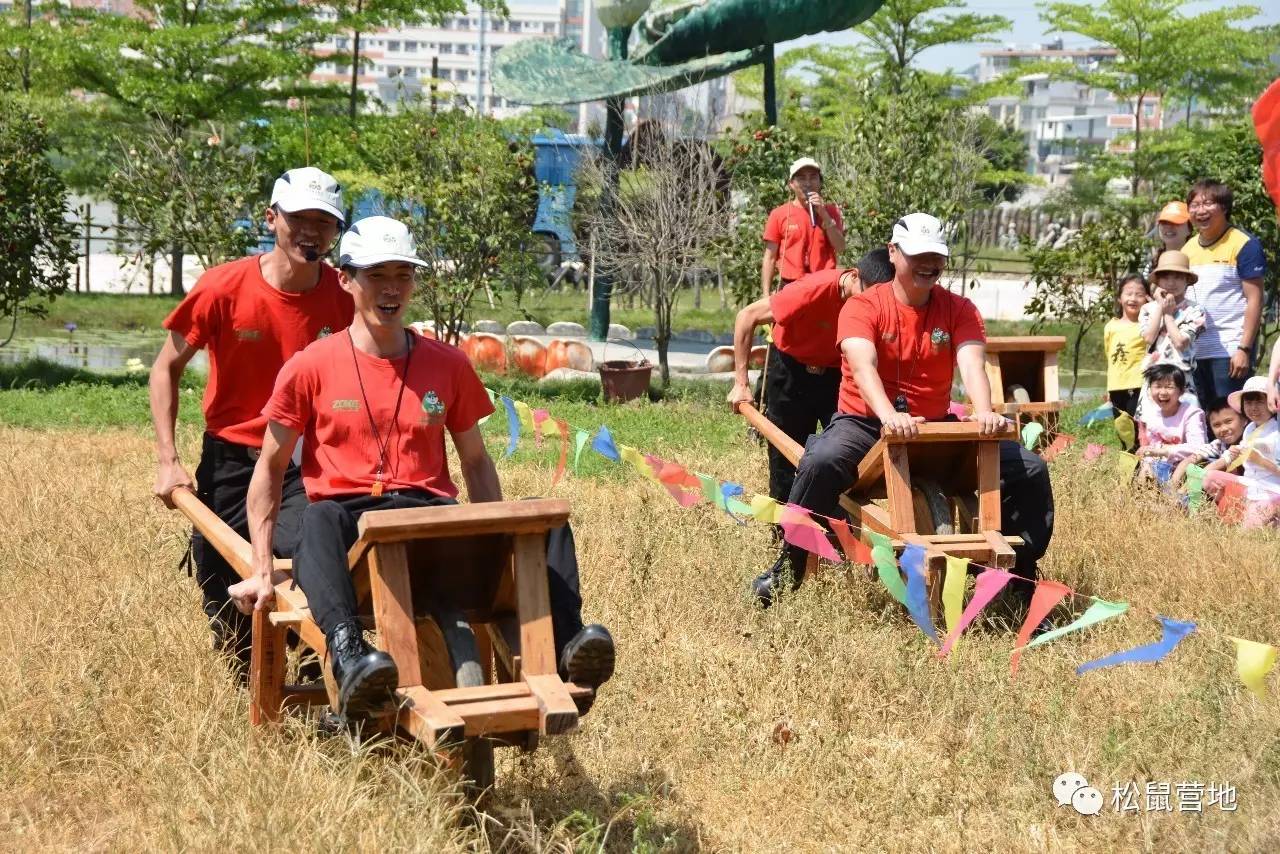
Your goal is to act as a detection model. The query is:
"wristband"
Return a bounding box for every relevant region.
[1237,345,1251,352]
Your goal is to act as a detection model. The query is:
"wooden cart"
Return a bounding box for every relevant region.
[737,404,1021,613]
[173,489,591,790]
[982,336,1066,438]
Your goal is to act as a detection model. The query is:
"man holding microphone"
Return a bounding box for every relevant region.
[760,157,846,297]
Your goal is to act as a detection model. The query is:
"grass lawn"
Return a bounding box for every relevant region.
[2,363,1276,850]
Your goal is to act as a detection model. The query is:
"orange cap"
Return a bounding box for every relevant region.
[1157,200,1190,224]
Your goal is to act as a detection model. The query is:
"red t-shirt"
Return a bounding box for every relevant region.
[263,330,495,501]
[836,285,986,420]
[769,268,849,368]
[164,256,354,448]
[762,202,844,281]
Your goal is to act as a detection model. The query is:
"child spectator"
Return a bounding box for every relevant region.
[1168,397,1246,489]
[1104,274,1150,423]
[1137,364,1206,459]
[1138,250,1206,413]
[1213,376,1280,528]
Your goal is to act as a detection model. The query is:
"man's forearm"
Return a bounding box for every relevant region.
[246,463,283,577]
[733,304,768,388]
[852,363,896,421]
[1241,281,1263,348]
[760,257,775,297]
[149,362,182,463]
[960,360,994,414]
[823,219,846,254]
[462,456,503,503]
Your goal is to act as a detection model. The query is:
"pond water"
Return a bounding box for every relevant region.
[0,337,208,373]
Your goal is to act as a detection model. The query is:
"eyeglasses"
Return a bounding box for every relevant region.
[1188,200,1219,211]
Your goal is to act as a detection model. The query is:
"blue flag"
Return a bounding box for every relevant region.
[720,481,747,524]
[591,425,621,461]
[1079,402,1114,426]
[1076,616,1196,675]
[500,396,520,457]
[900,544,939,643]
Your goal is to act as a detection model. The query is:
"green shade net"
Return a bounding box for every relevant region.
[492,0,885,105]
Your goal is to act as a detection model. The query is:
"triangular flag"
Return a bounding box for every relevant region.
[654,459,701,507]
[828,518,870,564]
[947,400,968,418]
[1217,479,1248,525]
[1009,580,1072,678]
[721,482,748,524]
[1229,637,1277,698]
[1226,433,1259,472]
[532,408,550,448]
[780,504,841,563]
[1112,451,1138,484]
[1254,77,1280,215]
[1114,412,1136,450]
[1151,460,1173,487]
[551,419,569,487]
[1021,421,1045,451]
[938,568,1015,657]
[869,536,907,605]
[1184,464,1206,511]
[591,425,620,462]
[942,556,969,636]
[696,473,724,508]
[1080,402,1113,426]
[1084,443,1105,462]
[1026,599,1129,649]
[620,445,657,482]
[1076,616,1196,675]
[513,400,534,433]
[500,395,521,457]
[573,430,591,472]
[749,494,784,524]
[1040,433,1075,462]
[900,545,939,643]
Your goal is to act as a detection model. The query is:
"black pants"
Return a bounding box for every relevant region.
[783,414,1054,590]
[292,491,585,660]
[192,433,308,662]
[764,346,840,502]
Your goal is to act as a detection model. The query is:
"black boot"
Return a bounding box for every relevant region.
[327,620,399,721]
[559,624,615,714]
[751,550,805,608]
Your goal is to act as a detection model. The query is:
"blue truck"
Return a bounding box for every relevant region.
[529,129,600,275]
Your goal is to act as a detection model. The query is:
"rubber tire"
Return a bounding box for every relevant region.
[953,493,980,535]
[1008,384,1032,404]
[913,479,955,535]
[436,610,496,796]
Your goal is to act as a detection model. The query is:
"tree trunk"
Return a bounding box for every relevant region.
[656,335,670,387]
[169,243,184,296]
[692,268,701,309]
[348,20,363,124]
[1130,94,1144,197]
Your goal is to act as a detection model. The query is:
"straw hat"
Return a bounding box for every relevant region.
[1227,375,1275,414]
[1151,250,1198,284]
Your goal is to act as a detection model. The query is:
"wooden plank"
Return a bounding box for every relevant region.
[280,683,329,707]
[523,672,579,735]
[249,608,287,726]
[453,696,542,737]
[983,530,1017,568]
[355,500,571,547]
[434,682,530,704]
[976,442,1002,531]
[984,336,1067,353]
[268,610,304,627]
[880,422,1015,443]
[851,440,887,492]
[1043,351,1060,403]
[736,402,804,466]
[885,445,916,532]
[396,686,466,748]
[472,622,493,686]
[366,544,424,689]
[512,533,556,676]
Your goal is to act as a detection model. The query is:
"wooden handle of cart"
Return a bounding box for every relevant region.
[171,486,286,582]
[736,402,804,466]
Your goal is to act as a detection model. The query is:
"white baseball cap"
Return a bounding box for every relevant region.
[338,216,428,269]
[270,167,345,223]
[788,157,821,180]
[890,212,949,257]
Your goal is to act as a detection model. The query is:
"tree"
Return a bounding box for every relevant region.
[0,96,76,346]
[1039,0,1267,194]
[580,122,734,385]
[370,108,542,344]
[855,0,1010,93]
[1024,214,1149,395]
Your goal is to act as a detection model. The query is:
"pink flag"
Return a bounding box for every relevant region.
[1083,443,1105,462]
[652,458,702,507]
[532,408,550,449]
[551,419,570,487]
[948,400,968,419]
[829,517,872,564]
[780,504,841,562]
[938,568,1015,657]
[1009,580,1072,678]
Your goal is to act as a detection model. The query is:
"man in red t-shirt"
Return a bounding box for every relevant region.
[760,157,846,297]
[752,213,1055,608]
[728,249,894,502]
[151,167,353,672]
[228,217,615,720]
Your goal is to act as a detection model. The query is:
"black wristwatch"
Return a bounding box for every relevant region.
[1238,344,1251,352]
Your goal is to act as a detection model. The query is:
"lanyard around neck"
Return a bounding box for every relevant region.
[347,329,413,495]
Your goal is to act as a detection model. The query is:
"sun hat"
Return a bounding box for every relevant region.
[337,216,428,269]
[788,157,821,181]
[1156,200,1190,225]
[1151,250,1198,284]
[890,212,949,257]
[270,167,345,223]
[1227,375,1275,414]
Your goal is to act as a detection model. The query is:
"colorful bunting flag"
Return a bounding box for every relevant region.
[696,473,724,508]
[1080,402,1113,426]
[654,459,702,507]
[828,518,871,565]
[938,568,1015,657]
[1009,580,1072,678]
[868,532,907,605]
[1217,479,1248,525]
[551,419,569,487]
[720,482,748,524]
[591,425,620,462]
[1185,464,1206,511]
[1076,616,1196,676]
[900,545,939,643]
[1021,422,1045,451]
[573,430,591,472]
[1253,77,1280,216]
[942,556,969,636]
[513,400,534,433]
[1040,433,1075,463]
[749,494,784,524]
[1229,637,1277,698]
[1114,412,1137,450]
[780,504,841,563]
[1112,451,1138,484]
[948,400,968,419]
[500,395,521,457]
[620,445,657,482]
[532,407,550,448]
[1026,598,1129,649]
[1084,443,1105,462]
[1151,460,1174,488]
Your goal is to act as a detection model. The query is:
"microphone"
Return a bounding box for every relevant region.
[808,199,816,228]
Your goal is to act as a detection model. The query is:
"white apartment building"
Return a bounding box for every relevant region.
[310,0,568,118]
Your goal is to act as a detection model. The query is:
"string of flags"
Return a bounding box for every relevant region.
[482,387,1277,698]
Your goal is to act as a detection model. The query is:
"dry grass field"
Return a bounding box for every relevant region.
[2,415,1278,852]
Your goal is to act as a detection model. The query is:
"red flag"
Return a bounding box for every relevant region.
[652,457,702,507]
[1040,433,1076,462]
[552,419,569,487]
[532,408,550,449]
[1253,78,1280,216]
[1009,580,1072,678]
[829,517,872,564]
[1217,479,1248,525]
[780,504,841,562]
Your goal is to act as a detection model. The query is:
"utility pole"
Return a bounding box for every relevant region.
[348,0,363,124]
[476,5,486,114]
[763,43,777,126]
[21,0,32,94]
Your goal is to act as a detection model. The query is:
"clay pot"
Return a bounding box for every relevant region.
[511,336,548,378]
[546,338,594,372]
[748,345,768,369]
[705,345,734,374]
[462,333,507,373]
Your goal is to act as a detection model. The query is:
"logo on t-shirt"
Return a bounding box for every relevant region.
[421,391,446,425]
[930,328,951,350]
[331,399,359,411]
[317,326,332,339]
[235,328,262,341]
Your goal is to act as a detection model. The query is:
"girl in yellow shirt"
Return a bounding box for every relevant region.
[1103,274,1151,428]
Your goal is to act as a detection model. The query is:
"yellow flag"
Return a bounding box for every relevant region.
[1226,435,1258,472]
[619,445,657,481]
[1112,451,1138,484]
[1230,637,1277,698]
[749,494,783,524]
[513,400,535,432]
[942,556,969,636]
[1114,412,1136,449]
[539,417,561,437]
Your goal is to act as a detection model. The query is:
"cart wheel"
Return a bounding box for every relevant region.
[952,493,979,534]
[1007,384,1032,404]
[912,479,955,535]
[436,610,496,796]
